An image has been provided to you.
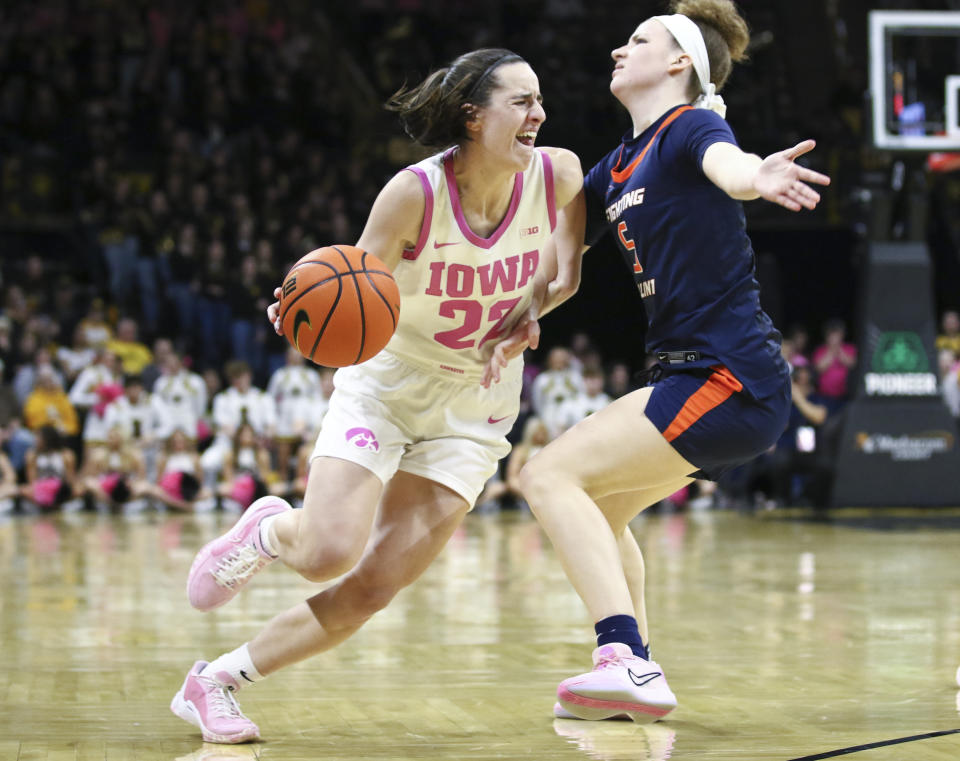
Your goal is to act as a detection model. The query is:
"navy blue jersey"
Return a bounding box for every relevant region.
[583,105,789,399]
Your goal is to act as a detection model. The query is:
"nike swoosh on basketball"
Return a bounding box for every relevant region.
[627,669,663,687]
[433,240,458,248]
[487,415,510,424]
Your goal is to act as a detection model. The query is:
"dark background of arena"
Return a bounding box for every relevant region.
[1,0,958,374]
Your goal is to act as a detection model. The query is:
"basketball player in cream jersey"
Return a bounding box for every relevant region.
[171,49,585,743]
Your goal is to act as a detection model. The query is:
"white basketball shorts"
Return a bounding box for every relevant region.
[311,351,522,506]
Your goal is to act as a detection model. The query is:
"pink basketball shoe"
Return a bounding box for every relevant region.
[187,496,292,611]
[553,702,629,720]
[557,643,677,723]
[170,661,259,744]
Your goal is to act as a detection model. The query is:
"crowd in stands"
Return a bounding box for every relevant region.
[0,2,958,515]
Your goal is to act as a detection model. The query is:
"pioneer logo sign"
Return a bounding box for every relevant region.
[863,331,938,397]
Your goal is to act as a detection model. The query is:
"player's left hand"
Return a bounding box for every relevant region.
[481,306,540,388]
[267,287,283,335]
[755,140,831,212]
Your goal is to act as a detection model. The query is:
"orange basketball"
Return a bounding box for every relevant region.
[279,245,400,367]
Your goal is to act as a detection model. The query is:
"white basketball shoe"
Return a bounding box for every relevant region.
[557,643,677,723]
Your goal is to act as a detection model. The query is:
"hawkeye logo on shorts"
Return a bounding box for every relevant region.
[345,427,380,452]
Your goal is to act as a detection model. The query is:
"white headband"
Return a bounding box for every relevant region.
[651,14,727,118]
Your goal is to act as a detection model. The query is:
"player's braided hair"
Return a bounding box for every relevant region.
[386,48,525,149]
[669,0,749,99]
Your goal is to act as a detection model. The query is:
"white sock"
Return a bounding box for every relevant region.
[203,643,264,689]
[259,514,280,557]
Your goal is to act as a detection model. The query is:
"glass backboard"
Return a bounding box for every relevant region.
[869,11,960,151]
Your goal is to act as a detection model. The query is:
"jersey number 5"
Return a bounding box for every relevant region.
[617,221,643,274]
[434,297,522,350]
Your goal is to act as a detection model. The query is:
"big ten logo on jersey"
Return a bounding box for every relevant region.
[425,249,539,351]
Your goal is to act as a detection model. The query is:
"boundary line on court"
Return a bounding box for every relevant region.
[786,728,960,760]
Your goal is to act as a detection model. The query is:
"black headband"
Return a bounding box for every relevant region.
[465,53,523,101]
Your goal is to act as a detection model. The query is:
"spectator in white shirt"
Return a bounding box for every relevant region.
[201,360,275,485]
[531,346,585,422]
[551,366,613,436]
[532,346,586,437]
[152,351,206,441]
[267,348,322,479]
[69,349,122,454]
[103,374,170,478]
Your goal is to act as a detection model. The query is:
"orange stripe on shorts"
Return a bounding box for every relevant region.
[661,365,744,443]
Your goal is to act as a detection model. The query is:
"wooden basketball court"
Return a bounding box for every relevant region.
[1,506,959,760]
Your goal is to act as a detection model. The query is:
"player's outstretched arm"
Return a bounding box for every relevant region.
[702,139,831,211]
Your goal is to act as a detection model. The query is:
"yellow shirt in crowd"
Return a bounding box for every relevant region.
[23,389,80,435]
[107,339,153,375]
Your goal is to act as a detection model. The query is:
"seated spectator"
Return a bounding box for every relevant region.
[0,382,34,475]
[152,350,207,441]
[812,318,856,407]
[201,360,275,487]
[24,366,79,440]
[267,347,322,481]
[57,324,97,387]
[550,366,612,436]
[141,337,174,391]
[13,346,65,406]
[748,365,833,508]
[68,347,121,438]
[103,373,169,478]
[217,422,273,511]
[936,310,960,356]
[531,346,585,425]
[284,439,314,506]
[605,361,636,399]
[938,348,960,418]
[0,450,19,513]
[107,317,153,375]
[784,323,811,368]
[77,424,152,511]
[476,416,550,511]
[76,298,112,349]
[20,426,78,512]
[148,429,210,512]
[0,315,14,383]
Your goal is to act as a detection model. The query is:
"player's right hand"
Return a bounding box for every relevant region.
[481,306,540,388]
[267,287,283,335]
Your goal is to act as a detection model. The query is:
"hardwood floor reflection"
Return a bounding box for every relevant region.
[1,506,959,760]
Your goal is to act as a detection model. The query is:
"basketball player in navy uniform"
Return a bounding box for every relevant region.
[485,0,830,722]
[169,49,584,743]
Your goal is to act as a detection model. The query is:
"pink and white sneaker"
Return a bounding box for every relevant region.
[553,702,629,720]
[187,496,291,611]
[170,661,260,744]
[557,643,677,723]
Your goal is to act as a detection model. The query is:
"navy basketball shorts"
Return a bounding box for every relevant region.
[644,365,791,480]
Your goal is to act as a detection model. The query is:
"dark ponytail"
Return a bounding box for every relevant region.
[385,48,525,149]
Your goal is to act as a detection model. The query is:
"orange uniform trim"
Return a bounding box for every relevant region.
[661,365,744,443]
[610,106,693,184]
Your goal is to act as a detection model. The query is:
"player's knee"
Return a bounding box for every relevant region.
[349,577,402,618]
[295,540,364,583]
[517,459,553,504]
